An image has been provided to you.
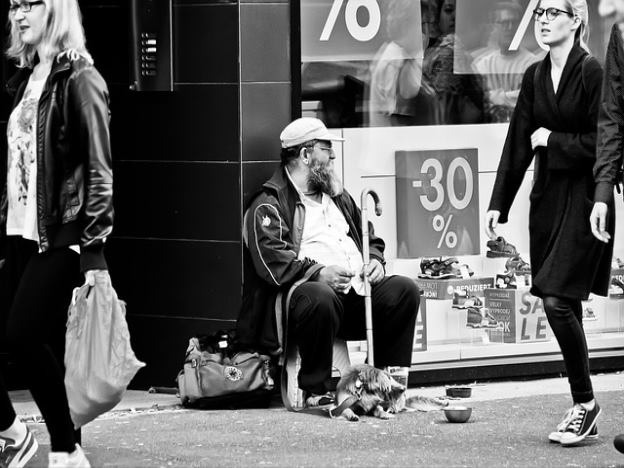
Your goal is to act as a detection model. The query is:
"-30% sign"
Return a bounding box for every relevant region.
[395,149,480,257]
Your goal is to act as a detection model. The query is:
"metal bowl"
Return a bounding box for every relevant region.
[446,386,472,398]
[444,406,472,423]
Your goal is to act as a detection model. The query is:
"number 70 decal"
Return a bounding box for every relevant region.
[508,0,546,51]
[320,0,546,51]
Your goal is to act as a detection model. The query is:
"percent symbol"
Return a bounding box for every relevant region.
[432,214,458,249]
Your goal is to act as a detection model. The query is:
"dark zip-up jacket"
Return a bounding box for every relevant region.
[0,54,113,271]
[237,167,385,355]
[596,24,624,203]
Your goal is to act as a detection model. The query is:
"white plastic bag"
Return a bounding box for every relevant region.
[64,271,145,428]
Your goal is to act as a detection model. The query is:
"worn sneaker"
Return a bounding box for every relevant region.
[549,407,598,443]
[48,444,90,468]
[0,426,38,468]
[486,236,518,258]
[559,402,601,446]
[304,392,335,408]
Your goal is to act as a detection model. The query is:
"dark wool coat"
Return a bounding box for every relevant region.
[595,24,624,203]
[488,45,613,301]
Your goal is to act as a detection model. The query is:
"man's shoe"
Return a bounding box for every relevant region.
[48,444,90,468]
[614,434,624,454]
[304,392,335,408]
[559,402,601,446]
[549,408,598,443]
[0,425,38,468]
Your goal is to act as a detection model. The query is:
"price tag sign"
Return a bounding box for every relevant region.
[301,0,424,62]
[395,149,480,257]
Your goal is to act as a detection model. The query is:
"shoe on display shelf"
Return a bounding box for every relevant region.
[495,271,517,289]
[560,402,601,446]
[486,236,518,258]
[609,278,624,296]
[505,255,531,275]
[582,307,597,321]
[419,257,459,279]
[612,258,624,270]
[466,307,500,328]
[453,292,483,309]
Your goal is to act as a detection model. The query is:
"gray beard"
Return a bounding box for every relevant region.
[308,163,343,197]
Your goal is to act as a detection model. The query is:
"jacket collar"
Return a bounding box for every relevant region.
[5,53,72,96]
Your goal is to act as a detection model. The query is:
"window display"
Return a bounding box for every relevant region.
[299,0,624,372]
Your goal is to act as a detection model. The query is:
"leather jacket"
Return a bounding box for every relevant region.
[237,167,385,355]
[0,54,113,271]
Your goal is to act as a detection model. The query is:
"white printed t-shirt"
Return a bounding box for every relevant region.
[6,73,48,243]
[285,170,365,295]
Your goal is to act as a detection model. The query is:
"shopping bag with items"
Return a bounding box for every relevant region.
[64,271,145,428]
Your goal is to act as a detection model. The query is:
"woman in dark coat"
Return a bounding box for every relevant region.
[485,0,611,446]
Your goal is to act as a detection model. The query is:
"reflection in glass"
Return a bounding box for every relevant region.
[300,0,608,128]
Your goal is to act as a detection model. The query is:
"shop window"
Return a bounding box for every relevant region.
[300,0,608,128]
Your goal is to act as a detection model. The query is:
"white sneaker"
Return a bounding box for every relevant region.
[48,444,90,468]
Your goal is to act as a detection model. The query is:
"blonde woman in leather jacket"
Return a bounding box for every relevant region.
[0,1,113,467]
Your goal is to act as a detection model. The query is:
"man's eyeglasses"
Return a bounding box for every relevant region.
[9,1,45,14]
[316,146,335,156]
[532,7,573,22]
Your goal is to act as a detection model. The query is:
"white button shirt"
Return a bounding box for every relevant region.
[286,171,365,295]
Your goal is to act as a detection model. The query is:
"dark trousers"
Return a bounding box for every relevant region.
[543,296,593,404]
[288,275,420,394]
[0,237,81,452]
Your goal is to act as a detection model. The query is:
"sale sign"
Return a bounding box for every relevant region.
[485,289,553,343]
[301,0,425,62]
[395,148,480,257]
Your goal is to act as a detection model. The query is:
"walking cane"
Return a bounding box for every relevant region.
[360,188,382,367]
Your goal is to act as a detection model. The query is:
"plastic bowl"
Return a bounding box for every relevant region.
[446,386,472,398]
[444,406,472,423]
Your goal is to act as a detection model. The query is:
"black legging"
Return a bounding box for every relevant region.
[0,237,81,452]
[289,275,420,394]
[543,295,593,404]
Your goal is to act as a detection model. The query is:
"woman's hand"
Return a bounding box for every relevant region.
[530,127,552,150]
[589,202,611,243]
[485,210,501,240]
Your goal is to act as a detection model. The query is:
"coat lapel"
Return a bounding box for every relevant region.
[542,45,586,121]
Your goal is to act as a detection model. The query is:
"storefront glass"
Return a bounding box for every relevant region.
[300,0,624,370]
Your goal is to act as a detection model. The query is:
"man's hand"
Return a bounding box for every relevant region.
[530,127,551,150]
[317,265,354,293]
[590,202,611,243]
[84,269,106,286]
[361,258,385,285]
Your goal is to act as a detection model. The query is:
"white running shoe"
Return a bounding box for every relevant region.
[48,444,91,468]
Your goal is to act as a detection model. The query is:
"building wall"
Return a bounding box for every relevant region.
[0,0,293,388]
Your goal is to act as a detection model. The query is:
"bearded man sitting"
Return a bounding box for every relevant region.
[238,117,420,408]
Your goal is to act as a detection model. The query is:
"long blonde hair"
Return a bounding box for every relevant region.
[565,0,590,52]
[6,0,93,68]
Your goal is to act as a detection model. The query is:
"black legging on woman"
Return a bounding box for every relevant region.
[542,296,593,404]
[0,236,81,452]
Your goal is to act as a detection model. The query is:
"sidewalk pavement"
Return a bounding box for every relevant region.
[9,371,624,467]
[11,371,624,420]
